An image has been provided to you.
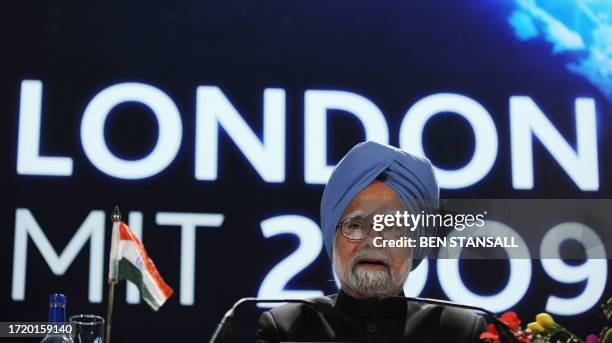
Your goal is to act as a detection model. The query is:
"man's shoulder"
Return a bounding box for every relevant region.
[256,294,337,342]
[406,301,486,340]
[409,300,482,317]
[265,294,336,318]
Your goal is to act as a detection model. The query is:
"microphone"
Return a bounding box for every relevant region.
[208,296,519,343]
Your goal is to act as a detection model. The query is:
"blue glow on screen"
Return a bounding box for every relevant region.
[506,0,611,101]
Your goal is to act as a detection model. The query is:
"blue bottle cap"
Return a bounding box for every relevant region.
[49,293,67,305]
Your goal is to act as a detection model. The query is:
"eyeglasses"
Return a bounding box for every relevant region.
[336,213,411,241]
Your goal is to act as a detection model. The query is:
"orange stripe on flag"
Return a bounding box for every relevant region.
[119,222,174,299]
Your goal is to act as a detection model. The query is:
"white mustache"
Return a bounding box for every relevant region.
[351,247,391,269]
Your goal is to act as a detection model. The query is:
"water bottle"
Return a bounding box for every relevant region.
[41,293,72,343]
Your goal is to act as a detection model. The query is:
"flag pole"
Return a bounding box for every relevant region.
[105,206,121,343]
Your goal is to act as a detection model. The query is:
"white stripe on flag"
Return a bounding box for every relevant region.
[108,221,120,280]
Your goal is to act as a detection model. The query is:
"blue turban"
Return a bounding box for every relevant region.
[320,141,439,270]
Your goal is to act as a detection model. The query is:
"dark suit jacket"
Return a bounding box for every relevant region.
[256,291,486,342]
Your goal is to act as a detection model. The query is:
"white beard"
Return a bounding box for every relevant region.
[332,246,410,298]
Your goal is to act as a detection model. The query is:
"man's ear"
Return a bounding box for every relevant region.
[332,230,338,257]
[333,226,340,245]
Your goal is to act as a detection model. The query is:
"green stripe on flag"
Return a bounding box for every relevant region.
[118,258,162,311]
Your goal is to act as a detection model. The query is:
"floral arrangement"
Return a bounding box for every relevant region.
[480,297,612,343]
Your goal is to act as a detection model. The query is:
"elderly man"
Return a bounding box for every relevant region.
[256,141,486,342]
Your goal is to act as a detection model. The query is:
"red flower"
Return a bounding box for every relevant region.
[500,311,522,331]
[480,312,532,343]
[480,324,500,343]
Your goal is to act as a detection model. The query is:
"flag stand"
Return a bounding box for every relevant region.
[105,279,117,343]
[105,206,122,343]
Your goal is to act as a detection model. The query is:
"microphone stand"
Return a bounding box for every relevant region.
[209,298,330,343]
[208,296,519,343]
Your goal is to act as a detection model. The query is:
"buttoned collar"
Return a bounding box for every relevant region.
[334,289,407,318]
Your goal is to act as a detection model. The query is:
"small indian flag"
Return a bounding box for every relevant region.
[108,220,174,311]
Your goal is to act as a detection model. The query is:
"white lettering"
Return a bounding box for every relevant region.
[304,90,389,184]
[81,83,183,179]
[510,96,598,190]
[195,87,286,182]
[156,212,224,305]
